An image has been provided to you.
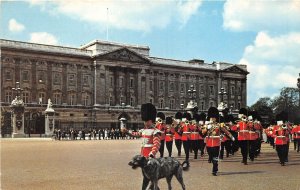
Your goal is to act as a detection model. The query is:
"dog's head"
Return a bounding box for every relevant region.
[128,155,147,169]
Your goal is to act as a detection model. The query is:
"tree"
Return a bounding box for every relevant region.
[250,97,274,124]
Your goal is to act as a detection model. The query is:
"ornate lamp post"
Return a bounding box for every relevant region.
[119,102,127,131]
[218,87,227,111]
[297,73,300,107]
[186,84,198,114]
[45,98,55,137]
[10,82,25,137]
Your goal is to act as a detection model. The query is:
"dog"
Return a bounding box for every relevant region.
[128,155,188,190]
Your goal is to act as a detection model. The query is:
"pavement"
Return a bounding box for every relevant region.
[1,139,300,190]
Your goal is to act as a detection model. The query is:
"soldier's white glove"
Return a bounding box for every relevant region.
[231,137,235,141]
[207,125,212,129]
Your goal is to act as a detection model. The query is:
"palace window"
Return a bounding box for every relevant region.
[120,77,124,87]
[53,93,61,104]
[210,101,214,107]
[5,71,11,80]
[38,92,45,104]
[53,73,61,85]
[69,94,76,105]
[159,99,164,109]
[83,94,89,106]
[5,91,12,103]
[83,75,89,86]
[169,82,174,92]
[130,97,134,107]
[110,76,113,87]
[180,83,185,93]
[209,86,214,95]
[159,81,164,91]
[149,80,153,91]
[169,99,175,109]
[109,96,113,106]
[199,85,204,94]
[68,74,76,86]
[231,86,235,96]
[130,78,134,88]
[23,92,29,103]
[200,101,205,110]
[22,71,29,81]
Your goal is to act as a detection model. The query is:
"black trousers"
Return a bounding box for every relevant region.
[239,140,249,163]
[166,141,173,157]
[190,140,199,158]
[182,140,190,161]
[220,141,231,159]
[207,146,220,173]
[276,144,288,164]
[175,139,182,156]
[294,139,300,152]
[159,140,165,158]
[249,140,256,160]
[198,139,205,156]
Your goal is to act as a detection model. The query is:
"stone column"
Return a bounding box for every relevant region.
[44,99,55,137]
[11,105,25,138]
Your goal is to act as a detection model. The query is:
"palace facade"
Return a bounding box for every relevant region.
[0,39,248,136]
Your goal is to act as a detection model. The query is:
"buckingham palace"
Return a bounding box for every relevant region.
[0,39,248,136]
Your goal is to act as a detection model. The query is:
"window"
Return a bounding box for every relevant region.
[169,99,175,109]
[209,86,214,95]
[23,92,29,103]
[83,95,89,106]
[130,78,134,88]
[54,93,61,104]
[109,96,113,106]
[130,97,134,107]
[22,71,29,81]
[238,102,241,109]
[53,73,61,85]
[149,98,153,104]
[149,80,153,91]
[5,71,11,80]
[69,94,75,105]
[210,101,214,107]
[119,96,123,106]
[200,101,205,110]
[68,74,76,86]
[159,99,164,109]
[110,76,113,87]
[238,87,241,94]
[159,81,164,91]
[180,83,185,93]
[199,85,204,94]
[83,75,89,86]
[231,86,235,95]
[38,93,45,104]
[120,77,123,87]
[169,82,174,91]
[5,91,12,103]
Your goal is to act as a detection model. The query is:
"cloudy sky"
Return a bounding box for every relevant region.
[2,0,300,106]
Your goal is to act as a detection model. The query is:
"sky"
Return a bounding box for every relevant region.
[1,0,300,106]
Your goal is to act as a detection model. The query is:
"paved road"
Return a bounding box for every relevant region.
[1,139,300,190]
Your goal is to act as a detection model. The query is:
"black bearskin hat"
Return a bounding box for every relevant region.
[141,103,157,123]
[218,116,225,123]
[239,108,248,116]
[199,112,206,121]
[276,111,288,122]
[207,107,219,120]
[193,113,200,122]
[182,112,192,121]
[225,114,235,123]
[175,112,183,120]
[157,112,165,120]
[166,117,173,125]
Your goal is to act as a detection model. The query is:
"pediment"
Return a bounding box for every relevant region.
[97,48,150,63]
[222,65,249,74]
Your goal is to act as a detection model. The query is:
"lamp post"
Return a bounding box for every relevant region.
[11,81,25,137]
[297,73,300,107]
[218,87,227,103]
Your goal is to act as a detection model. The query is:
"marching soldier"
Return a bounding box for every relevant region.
[174,112,183,156]
[237,108,250,165]
[165,116,175,157]
[205,107,235,176]
[292,124,300,152]
[248,115,258,161]
[273,120,290,166]
[125,103,161,158]
[198,112,207,157]
[190,114,200,159]
[181,112,192,163]
[155,112,166,158]
[219,115,233,159]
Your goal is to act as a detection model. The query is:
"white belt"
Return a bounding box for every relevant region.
[166,134,172,136]
[142,144,153,147]
[191,132,198,134]
[239,130,249,132]
[183,132,191,134]
[208,136,220,138]
[249,131,256,133]
[277,136,286,138]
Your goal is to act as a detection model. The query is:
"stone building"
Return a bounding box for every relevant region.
[0,39,248,136]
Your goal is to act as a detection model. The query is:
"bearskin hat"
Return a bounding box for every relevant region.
[222,108,230,117]
[239,108,248,116]
[225,114,235,123]
[175,112,183,120]
[199,112,206,121]
[141,103,157,122]
[157,112,165,120]
[218,116,225,123]
[166,116,173,125]
[182,112,192,121]
[193,113,200,122]
[276,111,288,123]
[207,107,219,120]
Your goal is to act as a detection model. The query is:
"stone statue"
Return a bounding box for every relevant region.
[45,98,54,112]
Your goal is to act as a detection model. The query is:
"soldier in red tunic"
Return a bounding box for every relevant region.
[198,112,207,157]
[205,107,235,176]
[174,112,183,156]
[237,108,250,165]
[181,112,192,163]
[273,120,290,166]
[126,103,161,158]
[190,114,200,159]
[165,116,175,157]
[292,124,300,152]
[155,112,166,158]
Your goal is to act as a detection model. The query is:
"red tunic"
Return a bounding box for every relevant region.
[238,121,250,141]
[190,124,200,140]
[292,125,300,139]
[181,122,191,141]
[138,128,161,158]
[155,123,166,140]
[274,126,289,145]
[165,126,174,142]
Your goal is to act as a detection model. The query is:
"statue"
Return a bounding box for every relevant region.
[45,98,54,113]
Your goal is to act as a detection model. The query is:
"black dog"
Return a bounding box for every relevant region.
[128,155,188,190]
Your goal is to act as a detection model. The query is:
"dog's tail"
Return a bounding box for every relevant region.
[181,160,190,171]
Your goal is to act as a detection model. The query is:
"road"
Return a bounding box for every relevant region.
[1,138,300,190]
